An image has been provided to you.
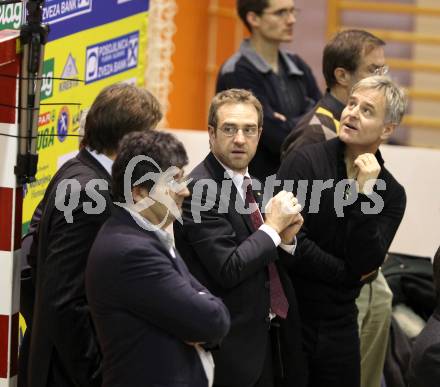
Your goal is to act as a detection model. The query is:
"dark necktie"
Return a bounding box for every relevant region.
[243,177,289,319]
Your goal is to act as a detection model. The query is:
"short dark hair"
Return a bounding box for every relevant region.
[433,245,440,300]
[208,88,263,130]
[237,0,269,32]
[323,29,385,88]
[112,131,188,202]
[82,83,162,154]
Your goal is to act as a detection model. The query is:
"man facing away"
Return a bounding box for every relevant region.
[277,76,407,387]
[281,30,394,387]
[27,84,162,387]
[175,89,306,387]
[216,0,321,182]
[86,131,230,387]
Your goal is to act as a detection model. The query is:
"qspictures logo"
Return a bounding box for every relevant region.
[0,3,23,30]
[53,157,387,231]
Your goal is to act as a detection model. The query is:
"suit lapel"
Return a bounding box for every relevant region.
[203,153,260,234]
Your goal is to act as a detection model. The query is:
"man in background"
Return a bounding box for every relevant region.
[281,30,393,387]
[216,0,321,182]
[27,84,162,387]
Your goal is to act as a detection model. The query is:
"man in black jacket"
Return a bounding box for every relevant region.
[277,76,407,387]
[87,131,230,387]
[281,30,392,387]
[216,0,321,181]
[175,89,305,387]
[27,84,162,387]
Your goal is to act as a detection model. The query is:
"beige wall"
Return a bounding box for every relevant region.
[412,0,440,147]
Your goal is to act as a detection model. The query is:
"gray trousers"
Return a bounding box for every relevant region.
[356,270,393,387]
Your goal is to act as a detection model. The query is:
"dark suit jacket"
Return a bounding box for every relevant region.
[408,306,440,387]
[29,149,111,387]
[174,153,306,387]
[86,206,230,387]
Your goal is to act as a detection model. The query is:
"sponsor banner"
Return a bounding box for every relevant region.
[85,31,139,84]
[0,2,24,31]
[22,12,148,225]
[43,0,93,25]
[0,1,149,41]
[41,58,55,100]
[44,0,149,41]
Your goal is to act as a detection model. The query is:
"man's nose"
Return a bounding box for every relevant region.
[233,129,246,144]
[348,105,360,118]
[287,12,296,24]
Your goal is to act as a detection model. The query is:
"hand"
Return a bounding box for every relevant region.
[354,153,381,195]
[264,191,301,234]
[279,213,304,244]
[273,112,287,122]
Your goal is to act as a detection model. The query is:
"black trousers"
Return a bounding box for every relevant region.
[302,313,360,387]
[214,329,274,387]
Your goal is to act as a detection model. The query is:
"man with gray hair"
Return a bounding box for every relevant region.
[277,76,407,387]
[282,29,392,387]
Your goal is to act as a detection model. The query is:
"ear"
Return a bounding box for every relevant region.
[257,127,263,140]
[246,11,260,30]
[208,125,215,148]
[380,123,396,141]
[334,67,351,87]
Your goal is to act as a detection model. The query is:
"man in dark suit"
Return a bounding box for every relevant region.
[86,130,230,387]
[27,84,162,387]
[174,89,305,387]
[409,245,440,387]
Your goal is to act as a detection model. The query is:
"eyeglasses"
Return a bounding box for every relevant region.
[371,65,389,76]
[217,125,260,137]
[263,7,300,19]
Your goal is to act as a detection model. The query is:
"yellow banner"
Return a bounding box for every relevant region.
[23,12,148,227]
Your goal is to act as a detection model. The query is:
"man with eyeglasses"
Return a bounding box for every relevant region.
[174,89,306,387]
[216,0,321,183]
[281,30,392,387]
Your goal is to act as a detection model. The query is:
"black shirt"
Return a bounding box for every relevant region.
[277,138,406,318]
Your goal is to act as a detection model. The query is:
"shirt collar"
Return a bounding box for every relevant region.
[239,38,304,76]
[215,156,250,198]
[123,206,175,253]
[86,147,113,175]
[322,90,346,121]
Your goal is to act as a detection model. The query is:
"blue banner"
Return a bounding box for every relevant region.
[40,0,149,41]
[85,31,139,84]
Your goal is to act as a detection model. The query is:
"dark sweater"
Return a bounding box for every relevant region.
[277,137,406,318]
[216,39,321,182]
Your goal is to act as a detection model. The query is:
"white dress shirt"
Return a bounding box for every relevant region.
[218,160,297,254]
